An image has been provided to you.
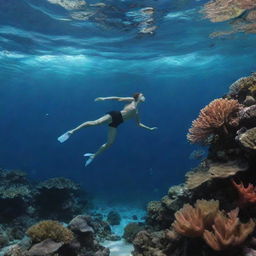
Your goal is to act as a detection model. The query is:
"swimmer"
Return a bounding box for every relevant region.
[58,93,157,166]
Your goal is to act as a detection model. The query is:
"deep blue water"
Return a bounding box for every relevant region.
[0,0,256,205]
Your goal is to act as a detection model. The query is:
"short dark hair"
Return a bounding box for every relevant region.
[133,92,141,101]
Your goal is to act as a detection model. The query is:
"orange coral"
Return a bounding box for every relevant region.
[203,208,255,251]
[172,204,204,237]
[232,179,256,206]
[187,98,241,144]
[172,200,219,237]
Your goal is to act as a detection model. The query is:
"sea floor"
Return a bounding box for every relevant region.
[92,204,146,255]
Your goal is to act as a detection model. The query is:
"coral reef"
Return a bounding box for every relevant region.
[232,179,256,206]
[27,220,74,243]
[34,177,87,221]
[187,98,241,144]
[123,222,145,243]
[132,73,256,256]
[203,208,255,251]
[0,169,32,222]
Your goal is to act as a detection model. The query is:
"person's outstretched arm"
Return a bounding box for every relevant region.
[135,113,157,131]
[95,96,133,102]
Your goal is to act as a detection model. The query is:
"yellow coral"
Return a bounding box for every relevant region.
[27,220,74,243]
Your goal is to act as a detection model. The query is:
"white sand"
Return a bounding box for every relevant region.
[102,239,133,256]
[92,204,146,256]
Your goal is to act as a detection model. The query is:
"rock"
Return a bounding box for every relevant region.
[132,215,138,220]
[123,223,145,243]
[244,96,256,106]
[107,211,121,226]
[69,215,94,234]
[237,127,256,151]
[27,239,64,256]
[0,226,9,248]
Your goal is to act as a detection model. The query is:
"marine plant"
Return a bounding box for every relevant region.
[203,208,255,251]
[187,98,241,144]
[26,220,74,243]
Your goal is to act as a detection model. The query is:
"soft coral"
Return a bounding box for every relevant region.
[232,179,256,206]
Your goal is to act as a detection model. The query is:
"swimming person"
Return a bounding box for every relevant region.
[58,93,157,166]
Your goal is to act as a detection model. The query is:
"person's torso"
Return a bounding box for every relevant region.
[121,101,138,121]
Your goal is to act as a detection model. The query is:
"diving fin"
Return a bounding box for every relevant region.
[57,132,70,143]
[84,153,95,166]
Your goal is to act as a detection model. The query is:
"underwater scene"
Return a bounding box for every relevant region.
[1,0,256,255]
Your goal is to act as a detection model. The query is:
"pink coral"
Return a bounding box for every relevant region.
[187,98,241,144]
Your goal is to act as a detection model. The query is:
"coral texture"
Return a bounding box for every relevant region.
[187,98,241,144]
[237,127,256,150]
[232,179,256,206]
[172,204,204,237]
[172,200,219,237]
[203,208,255,251]
[185,161,247,190]
[26,220,74,243]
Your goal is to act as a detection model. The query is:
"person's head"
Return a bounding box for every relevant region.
[133,92,145,102]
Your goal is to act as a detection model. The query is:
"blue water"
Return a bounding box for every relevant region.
[0,0,256,204]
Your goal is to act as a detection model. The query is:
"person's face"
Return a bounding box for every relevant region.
[139,93,146,102]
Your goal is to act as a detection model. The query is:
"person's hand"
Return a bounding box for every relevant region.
[150,127,158,131]
[95,97,104,102]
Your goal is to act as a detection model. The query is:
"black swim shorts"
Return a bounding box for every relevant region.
[107,111,124,128]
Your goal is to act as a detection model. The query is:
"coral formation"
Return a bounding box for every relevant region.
[237,127,256,151]
[232,179,256,206]
[123,222,145,243]
[172,203,204,237]
[35,177,86,221]
[203,208,255,251]
[187,98,241,144]
[185,160,247,190]
[132,72,256,256]
[26,220,74,243]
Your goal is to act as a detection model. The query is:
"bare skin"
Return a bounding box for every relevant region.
[68,93,157,163]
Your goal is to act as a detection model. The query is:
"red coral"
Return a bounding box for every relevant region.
[187,98,241,144]
[232,179,256,206]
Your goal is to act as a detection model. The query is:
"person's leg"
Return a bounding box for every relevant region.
[71,114,111,133]
[94,127,117,158]
[84,127,117,166]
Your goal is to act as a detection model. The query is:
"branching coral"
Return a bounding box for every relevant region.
[203,208,255,251]
[172,204,204,237]
[232,179,256,205]
[187,98,241,144]
[172,200,219,237]
[27,220,74,243]
[195,199,219,228]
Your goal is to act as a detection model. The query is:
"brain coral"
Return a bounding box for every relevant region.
[27,220,74,243]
